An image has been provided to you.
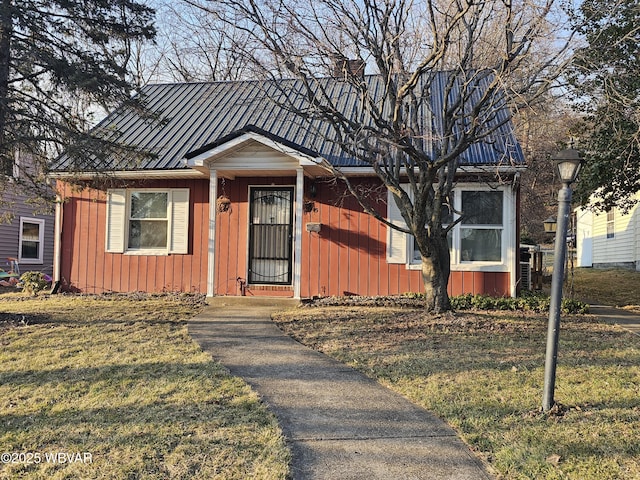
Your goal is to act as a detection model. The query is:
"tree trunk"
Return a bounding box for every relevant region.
[420,235,452,313]
[0,1,12,177]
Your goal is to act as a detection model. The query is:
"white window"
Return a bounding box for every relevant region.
[387,185,510,271]
[459,191,503,262]
[606,210,615,239]
[19,217,45,264]
[106,188,189,255]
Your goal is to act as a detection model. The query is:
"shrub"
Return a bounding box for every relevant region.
[450,293,473,310]
[19,271,50,296]
[561,297,590,314]
[449,292,588,314]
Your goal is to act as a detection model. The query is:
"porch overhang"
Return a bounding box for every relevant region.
[184,128,332,178]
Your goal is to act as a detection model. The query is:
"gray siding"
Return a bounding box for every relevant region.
[0,183,55,276]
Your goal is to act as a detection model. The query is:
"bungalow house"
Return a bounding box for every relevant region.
[50,75,525,299]
[575,192,640,270]
[0,155,55,281]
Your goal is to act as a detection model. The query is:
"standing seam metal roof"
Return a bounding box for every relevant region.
[54,74,525,171]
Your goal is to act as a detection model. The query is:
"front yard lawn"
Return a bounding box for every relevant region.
[273,306,640,479]
[0,293,289,480]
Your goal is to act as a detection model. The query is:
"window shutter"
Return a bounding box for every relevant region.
[169,189,190,254]
[386,188,408,264]
[106,189,126,253]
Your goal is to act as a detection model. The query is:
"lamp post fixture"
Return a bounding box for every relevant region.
[542,148,583,412]
[543,216,557,234]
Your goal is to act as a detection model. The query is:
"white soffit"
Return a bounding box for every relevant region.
[184,132,330,177]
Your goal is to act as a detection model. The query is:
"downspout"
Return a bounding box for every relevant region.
[511,175,521,298]
[53,193,62,285]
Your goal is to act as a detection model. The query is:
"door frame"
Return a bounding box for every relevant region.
[207,168,304,299]
[247,185,295,285]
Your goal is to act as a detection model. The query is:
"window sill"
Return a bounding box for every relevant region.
[18,259,43,265]
[407,262,508,272]
[124,250,169,256]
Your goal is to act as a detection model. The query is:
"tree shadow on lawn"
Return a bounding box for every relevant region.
[0,311,186,330]
[0,312,53,331]
[309,310,640,374]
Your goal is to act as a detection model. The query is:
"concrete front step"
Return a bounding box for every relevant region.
[206,296,300,309]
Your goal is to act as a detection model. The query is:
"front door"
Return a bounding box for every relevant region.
[248,187,294,284]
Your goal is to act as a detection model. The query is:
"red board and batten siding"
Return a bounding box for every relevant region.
[298,178,509,298]
[57,179,209,294]
[57,176,510,297]
[215,176,510,298]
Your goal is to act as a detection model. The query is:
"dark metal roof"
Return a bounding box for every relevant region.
[54,74,525,171]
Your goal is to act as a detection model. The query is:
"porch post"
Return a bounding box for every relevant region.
[207,169,218,297]
[293,167,304,299]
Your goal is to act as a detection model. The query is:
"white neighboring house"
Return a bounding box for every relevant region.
[575,192,640,271]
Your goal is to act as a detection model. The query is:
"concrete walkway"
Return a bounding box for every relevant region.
[188,301,491,480]
[588,304,640,336]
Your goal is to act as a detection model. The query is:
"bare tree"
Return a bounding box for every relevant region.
[190,0,574,312]
[127,0,256,84]
[516,101,581,244]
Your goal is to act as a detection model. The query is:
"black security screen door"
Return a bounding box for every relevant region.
[248,187,294,284]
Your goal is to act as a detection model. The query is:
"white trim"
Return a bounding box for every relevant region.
[125,189,171,254]
[392,183,516,282]
[246,183,297,288]
[386,188,409,264]
[18,217,45,264]
[336,164,526,177]
[456,187,508,269]
[106,187,190,256]
[105,189,127,253]
[48,160,522,182]
[169,189,190,254]
[49,169,206,180]
[186,132,325,168]
[508,185,517,297]
[207,170,217,297]
[53,197,62,282]
[293,168,304,299]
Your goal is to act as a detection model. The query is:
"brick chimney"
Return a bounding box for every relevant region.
[332,57,365,79]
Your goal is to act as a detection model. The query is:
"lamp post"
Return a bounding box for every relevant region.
[542,148,583,412]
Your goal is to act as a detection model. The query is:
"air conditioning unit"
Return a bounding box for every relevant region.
[520,262,532,290]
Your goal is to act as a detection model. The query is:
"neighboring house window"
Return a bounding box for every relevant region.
[606,210,615,239]
[105,188,189,255]
[19,217,45,264]
[388,185,508,269]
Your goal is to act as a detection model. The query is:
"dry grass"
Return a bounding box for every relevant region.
[571,268,640,308]
[0,293,290,480]
[273,306,640,479]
